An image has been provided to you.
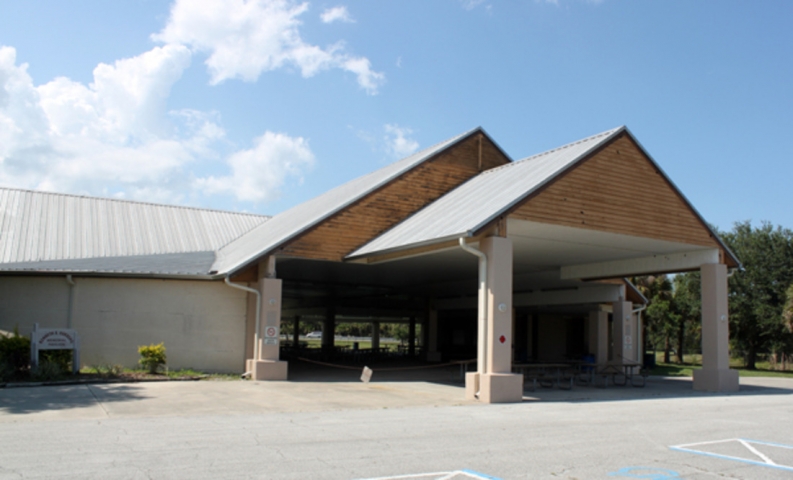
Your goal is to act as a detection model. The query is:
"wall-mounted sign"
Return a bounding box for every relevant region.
[263,326,279,345]
[30,323,80,374]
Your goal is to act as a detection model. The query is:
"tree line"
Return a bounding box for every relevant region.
[638,221,793,369]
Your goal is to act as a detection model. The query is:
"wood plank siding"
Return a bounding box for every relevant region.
[279,134,510,262]
[510,134,721,248]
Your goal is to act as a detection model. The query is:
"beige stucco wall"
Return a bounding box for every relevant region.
[0,276,248,373]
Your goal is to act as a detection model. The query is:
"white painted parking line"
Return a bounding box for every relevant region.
[355,470,501,480]
[670,438,793,472]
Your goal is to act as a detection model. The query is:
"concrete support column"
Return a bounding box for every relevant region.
[427,307,441,362]
[293,315,301,350]
[322,306,335,349]
[371,321,380,350]
[408,316,416,356]
[467,236,522,403]
[247,257,287,380]
[612,301,634,364]
[588,310,609,366]
[693,263,739,392]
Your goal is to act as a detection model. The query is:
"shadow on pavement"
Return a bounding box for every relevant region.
[288,358,467,385]
[0,384,148,415]
[520,376,793,403]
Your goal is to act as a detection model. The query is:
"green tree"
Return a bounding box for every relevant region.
[671,272,701,364]
[633,275,674,362]
[721,221,793,369]
[784,284,793,333]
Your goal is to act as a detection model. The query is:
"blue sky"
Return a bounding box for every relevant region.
[0,0,791,232]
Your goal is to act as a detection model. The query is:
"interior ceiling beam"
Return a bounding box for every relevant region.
[560,248,720,281]
[282,306,420,319]
[433,283,626,310]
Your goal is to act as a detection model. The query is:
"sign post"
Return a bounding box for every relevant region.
[30,323,81,374]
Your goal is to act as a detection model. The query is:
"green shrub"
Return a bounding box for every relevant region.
[40,349,72,373]
[31,360,64,381]
[138,343,166,374]
[0,328,31,381]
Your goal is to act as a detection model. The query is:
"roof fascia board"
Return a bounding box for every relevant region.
[0,271,218,281]
[345,234,475,264]
[225,127,504,276]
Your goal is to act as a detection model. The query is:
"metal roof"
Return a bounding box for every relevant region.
[0,187,268,275]
[348,127,625,259]
[0,252,217,278]
[211,127,489,275]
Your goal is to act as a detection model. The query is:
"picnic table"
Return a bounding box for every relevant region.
[512,363,574,390]
[595,362,648,387]
[453,359,477,381]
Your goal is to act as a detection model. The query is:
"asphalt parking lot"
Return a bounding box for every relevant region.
[1,370,792,479]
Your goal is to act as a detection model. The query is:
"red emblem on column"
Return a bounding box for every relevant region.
[499,335,506,344]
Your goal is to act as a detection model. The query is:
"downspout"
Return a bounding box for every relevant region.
[633,304,647,366]
[224,277,262,368]
[458,237,488,384]
[66,275,76,329]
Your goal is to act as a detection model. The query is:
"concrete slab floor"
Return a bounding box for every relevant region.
[2,369,792,422]
[1,373,793,479]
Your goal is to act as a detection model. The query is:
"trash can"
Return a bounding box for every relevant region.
[643,352,656,368]
[352,342,359,351]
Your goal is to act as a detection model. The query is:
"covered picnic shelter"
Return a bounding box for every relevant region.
[216,126,740,402]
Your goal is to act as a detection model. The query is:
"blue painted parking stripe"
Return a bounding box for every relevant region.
[460,469,503,480]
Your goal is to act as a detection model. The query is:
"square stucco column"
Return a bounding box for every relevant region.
[588,310,609,366]
[693,263,739,392]
[611,301,636,364]
[477,236,523,403]
[426,307,441,362]
[248,265,287,381]
[371,321,380,350]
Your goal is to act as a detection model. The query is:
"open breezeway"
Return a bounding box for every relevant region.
[1,376,792,479]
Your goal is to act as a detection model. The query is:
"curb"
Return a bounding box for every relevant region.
[0,375,207,389]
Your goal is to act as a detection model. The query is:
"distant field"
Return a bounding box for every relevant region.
[648,352,793,378]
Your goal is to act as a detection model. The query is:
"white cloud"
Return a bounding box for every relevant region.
[321,6,354,23]
[384,124,419,159]
[0,45,313,205]
[195,131,314,203]
[153,0,383,94]
[461,0,489,10]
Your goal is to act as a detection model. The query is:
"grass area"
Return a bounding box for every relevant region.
[79,365,239,381]
[648,352,793,378]
[289,338,401,350]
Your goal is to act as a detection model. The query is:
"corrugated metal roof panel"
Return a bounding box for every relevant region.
[349,127,625,259]
[0,252,217,277]
[0,187,268,268]
[212,127,487,274]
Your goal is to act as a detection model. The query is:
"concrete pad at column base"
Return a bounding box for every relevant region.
[693,368,739,392]
[480,373,523,403]
[465,372,479,400]
[247,359,288,381]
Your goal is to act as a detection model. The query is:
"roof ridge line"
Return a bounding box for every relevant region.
[480,127,623,176]
[0,185,271,218]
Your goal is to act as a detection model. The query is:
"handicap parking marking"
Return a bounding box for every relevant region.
[354,470,501,480]
[670,438,793,473]
[608,466,680,479]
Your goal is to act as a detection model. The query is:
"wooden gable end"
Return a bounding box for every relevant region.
[279,134,510,262]
[510,133,720,248]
